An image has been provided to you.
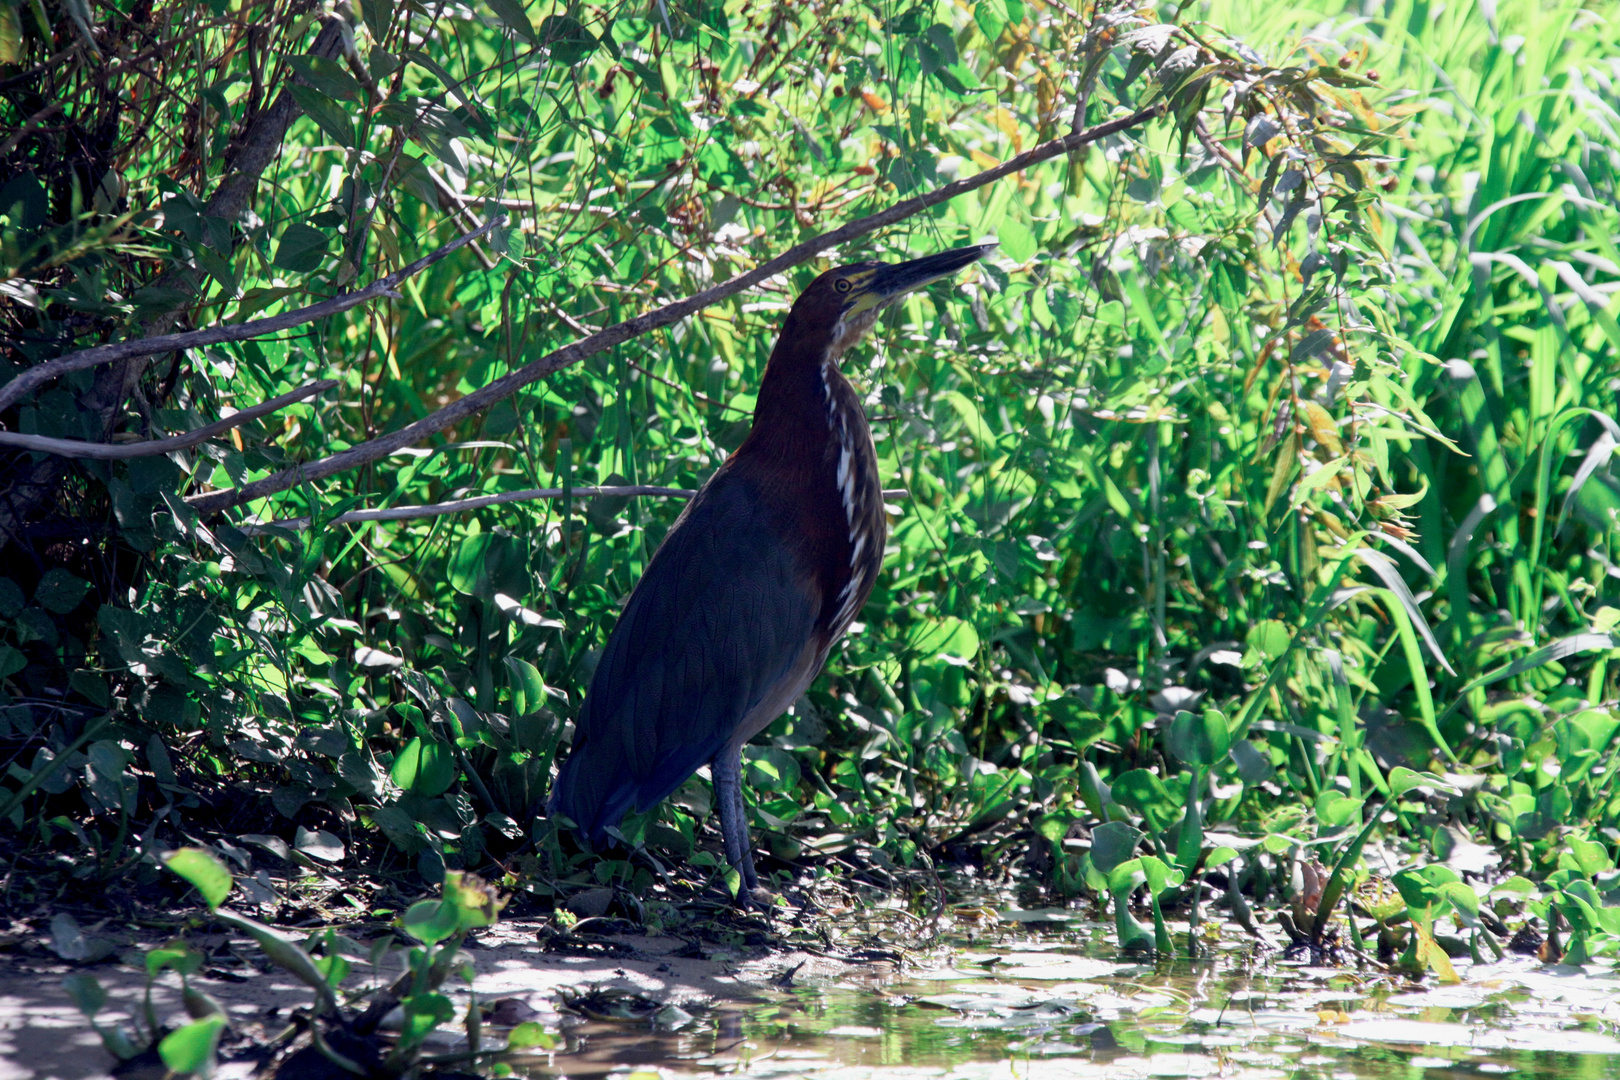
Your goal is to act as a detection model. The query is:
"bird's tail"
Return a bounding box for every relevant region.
[546,736,628,844]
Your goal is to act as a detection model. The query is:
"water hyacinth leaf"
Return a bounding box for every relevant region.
[1089,821,1143,874]
[1388,766,1458,797]
[505,656,549,717]
[164,848,233,910]
[1109,769,1178,833]
[61,973,107,1018]
[401,992,456,1045]
[158,1015,225,1076]
[211,910,337,1013]
[402,898,463,946]
[1137,854,1184,894]
[1440,882,1481,925]
[391,737,457,797]
[507,1021,553,1048]
[1168,708,1232,766]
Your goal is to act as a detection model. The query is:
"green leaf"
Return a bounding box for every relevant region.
[287,55,363,100]
[507,1021,553,1048]
[289,84,354,147]
[449,532,493,595]
[61,973,107,1019]
[34,568,90,614]
[504,656,548,717]
[485,0,536,42]
[997,219,1036,264]
[212,909,338,1013]
[164,848,233,910]
[1245,619,1290,661]
[907,615,979,662]
[390,737,457,797]
[1168,708,1232,766]
[1137,854,1184,894]
[943,390,995,446]
[146,944,203,977]
[402,898,462,946]
[272,222,331,273]
[0,577,24,617]
[158,1015,225,1076]
[1089,820,1143,874]
[932,62,983,96]
[400,992,456,1045]
[0,2,23,66]
[972,0,1006,40]
[537,14,595,63]
[1110,769,1179,833]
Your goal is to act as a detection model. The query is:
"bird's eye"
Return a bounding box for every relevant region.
[834,279,852,293]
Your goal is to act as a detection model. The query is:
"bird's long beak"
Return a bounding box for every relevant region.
[865,243,995,305]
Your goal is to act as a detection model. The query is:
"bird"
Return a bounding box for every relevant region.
[547,243,992,903]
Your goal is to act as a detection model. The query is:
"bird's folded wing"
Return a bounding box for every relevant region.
[549,472,819,837]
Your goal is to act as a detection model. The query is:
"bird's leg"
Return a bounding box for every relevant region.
[710,747,759,894]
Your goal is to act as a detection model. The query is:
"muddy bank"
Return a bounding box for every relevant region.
[0,920,869,1080]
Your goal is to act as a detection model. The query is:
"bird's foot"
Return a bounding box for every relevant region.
[741,884,779,912]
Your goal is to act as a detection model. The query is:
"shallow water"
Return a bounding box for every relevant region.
[512,918,1620,1080]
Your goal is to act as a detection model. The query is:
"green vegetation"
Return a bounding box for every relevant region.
[1,0,1617,1004]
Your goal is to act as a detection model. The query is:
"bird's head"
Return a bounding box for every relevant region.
[795,244,995,359]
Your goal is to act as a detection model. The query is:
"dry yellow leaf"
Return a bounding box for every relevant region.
[1304,401,1343,454]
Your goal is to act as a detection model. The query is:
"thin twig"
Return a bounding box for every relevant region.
[237,485,913,534]
[0,101,64,159]
[184,105,1162,515]
[0,218,503,414]
[0,381,337,459]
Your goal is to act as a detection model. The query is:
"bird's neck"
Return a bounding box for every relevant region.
[741,317,859,464]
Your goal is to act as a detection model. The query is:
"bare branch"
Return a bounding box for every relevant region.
[237,486,913,534]
[0,381,337,459]
[0,217,503,415]
[185,104,1162,516]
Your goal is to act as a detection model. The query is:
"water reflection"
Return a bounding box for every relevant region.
[509,921,1620,1080]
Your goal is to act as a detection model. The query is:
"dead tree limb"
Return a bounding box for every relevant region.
[0,381,337,459]
[0,219,501,414]
[236,486,913,534]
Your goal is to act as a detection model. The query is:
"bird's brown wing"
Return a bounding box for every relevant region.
[547,469,820,840]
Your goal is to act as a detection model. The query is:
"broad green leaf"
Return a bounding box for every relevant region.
[485,0,536,42]
[165,848,232,910]
[402,898,463,946]
[158,1015,225,1075]
[288,84,354,147]
[538,14,595,63]
[391,737,457,798]
[34,568,90,614]
[272,222,331,273]
[1089,821,1143,874]
[212,910,337,1012]
[61,973,106,1018]
[1168,708,1232,766]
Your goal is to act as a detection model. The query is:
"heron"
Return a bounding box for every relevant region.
[548,244,992,902]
